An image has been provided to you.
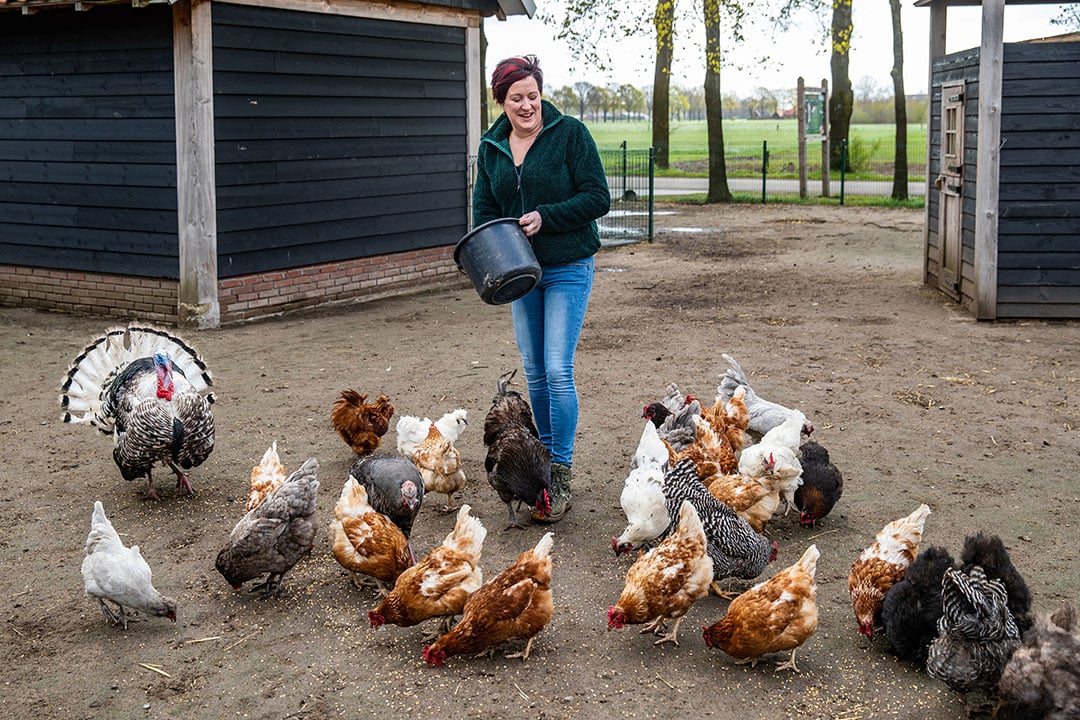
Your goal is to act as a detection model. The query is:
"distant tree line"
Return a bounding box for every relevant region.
[508,76,928,125]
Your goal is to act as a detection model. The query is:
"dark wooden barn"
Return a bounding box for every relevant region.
[0,0,532,327]
[920,0,1080,319]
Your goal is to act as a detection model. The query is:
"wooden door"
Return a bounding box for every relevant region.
[936,83,964,299]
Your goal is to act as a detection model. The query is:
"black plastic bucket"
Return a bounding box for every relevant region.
[454,218,542,305]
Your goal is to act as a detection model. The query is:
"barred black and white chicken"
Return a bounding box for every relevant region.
[483,370,552,529]
[60,324,215,499]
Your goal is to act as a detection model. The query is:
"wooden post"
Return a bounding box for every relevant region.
[924,0,947,284]
[173,0,220,329]
[797,77,807,199]
[821,78,829,198]
[467,18,481,229]
[974,0,1003,320]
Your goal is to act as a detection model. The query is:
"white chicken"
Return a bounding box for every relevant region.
[613,422,671,556]
[396,409,468,461]
[81,501,176,629]
[717,354,813,440]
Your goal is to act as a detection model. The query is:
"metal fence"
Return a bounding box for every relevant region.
[598,143,654,244]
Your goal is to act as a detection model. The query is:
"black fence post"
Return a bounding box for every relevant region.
[840,138,848,206]
[648,147,655,242]
[620,140,628,200]
[761,140,769,204]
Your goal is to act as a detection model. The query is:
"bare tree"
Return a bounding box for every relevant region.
[889,0,908,200]
[573,81,593,119]
[828,0,853,171]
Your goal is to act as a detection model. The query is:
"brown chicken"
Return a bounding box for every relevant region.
[607,501,714,647]
[246,441,286,511]
[671,416,739,481]
[706,472,779,534]
[331,390,394,456]
[412,424,467,512]
[369,504,487,638]
[423,531,554,665]
[699,384,750,455]
[849,503,931,639]
[703,543,820,672]
[328,476,412,595]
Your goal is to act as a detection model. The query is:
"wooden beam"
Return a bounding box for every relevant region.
[466,19,480,227]
[974,0,1004,320]
[923,0,947,284]
[173,0,220,328]
[216,0,473,27]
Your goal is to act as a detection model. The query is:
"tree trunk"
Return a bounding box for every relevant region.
[829,0,853,171]
[704,0,731,202]
[652,0,674,170]
[889,0,909,200]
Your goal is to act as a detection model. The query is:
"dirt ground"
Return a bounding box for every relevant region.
[2,202,1078,720]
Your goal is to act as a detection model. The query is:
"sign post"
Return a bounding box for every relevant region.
[797,78,830,198]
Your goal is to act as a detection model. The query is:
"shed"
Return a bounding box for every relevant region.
[0,0,533,327]
[920,0,1080,319]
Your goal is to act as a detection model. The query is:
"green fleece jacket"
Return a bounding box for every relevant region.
[473,101,611,266]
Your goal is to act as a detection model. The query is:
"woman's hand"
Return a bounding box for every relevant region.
[519,211,543,238]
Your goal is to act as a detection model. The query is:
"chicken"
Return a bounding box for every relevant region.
[328,476,412,595]
[369,504,487,637]
[331,390,394,456]
[613,422,673,555]
[881,545,956,663]
[215,457,320,598]
[959,531,1033,636]
[660,458,777,593]
[706,472,779,534]
[848,503,932,639]
[737,409,808,489]
[653,397,704,452]
[993,602,1080,720]
[483,370,552,529]
[412,424,467,513]
[607,501,713,647]
[60,324,215,499]
[794,440,843,527]
[703,544,820,672]
[81,501,176,629]
[396,409,469,461]
[347,454,424,561]
[926,566,1022,694]
[717,353,814,440]
[671,414,740,480]
[699,384,750,457]
[247,441,286,511]
[423,531,554,665]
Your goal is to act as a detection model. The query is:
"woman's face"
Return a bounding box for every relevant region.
[500,76,542,137]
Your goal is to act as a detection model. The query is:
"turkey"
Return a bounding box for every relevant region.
[60,324,215,499]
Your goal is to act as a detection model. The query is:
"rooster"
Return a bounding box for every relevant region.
[794,440,843,527]
[994,602,1080,720]
[396,409,468,461]
[60,324,215,499]
[247,441,286,511]
[412,424,467,512]
[483,370,552,529]
[328,476,412,595]
[215,457,320,598]
[81,501,177,629]
[369,504,487,638]
[347,454,424,562]
[716,353,814,441]
[331,390,394,456]
[703,544,820,672]
[423,531,554,665]
[848,503,932,639]
[607,501,713,647]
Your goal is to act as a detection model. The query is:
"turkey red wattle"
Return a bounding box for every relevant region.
[153,352,175,401]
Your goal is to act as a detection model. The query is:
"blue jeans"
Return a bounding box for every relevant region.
[510,256,594,467]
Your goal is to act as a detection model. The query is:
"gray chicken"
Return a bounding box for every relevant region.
[660,458,777,589]
[60,324,215,499]
[926,565,1022,695]
[483,370,552,529]
[81,501,176,629]
[994,602,1080,720]
[347,454,424,559]
[716,353,813,440]
[215,457,320,598]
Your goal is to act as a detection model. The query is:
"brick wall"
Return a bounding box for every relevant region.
[0,246,466,325]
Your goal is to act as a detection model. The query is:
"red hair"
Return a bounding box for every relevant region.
[490,55,543,105]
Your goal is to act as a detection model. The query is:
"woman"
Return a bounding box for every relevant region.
[473,55,610,523]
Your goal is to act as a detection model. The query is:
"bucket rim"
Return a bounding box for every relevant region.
[454,217,528,268]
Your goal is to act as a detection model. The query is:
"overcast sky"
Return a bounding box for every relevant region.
[483,2,1076,98]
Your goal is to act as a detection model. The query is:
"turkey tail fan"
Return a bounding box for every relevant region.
[122,325,213,393]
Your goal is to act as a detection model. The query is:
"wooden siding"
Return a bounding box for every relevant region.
[996,41,1080,318]
[211,3,470,278]
[0,6,179,277]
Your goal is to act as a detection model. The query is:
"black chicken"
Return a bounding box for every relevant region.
[660,457,777,590]
[347,454,424,561]
[215,457,320,598]
[60,324,215,499]
[959,532,1033,636]
[483,370,552,529]
[881,544,956,663]
[794,440,844,527]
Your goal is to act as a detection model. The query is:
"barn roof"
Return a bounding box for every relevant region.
[0,0,534,16]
